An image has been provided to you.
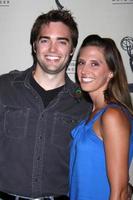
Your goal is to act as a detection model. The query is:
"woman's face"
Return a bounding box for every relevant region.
[77,45,113,95]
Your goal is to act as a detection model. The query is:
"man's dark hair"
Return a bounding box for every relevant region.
[30,9,79,63]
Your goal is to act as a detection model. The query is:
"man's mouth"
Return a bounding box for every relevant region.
[45,55,60,61]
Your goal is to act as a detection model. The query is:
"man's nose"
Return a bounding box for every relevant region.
[49,41,57,52]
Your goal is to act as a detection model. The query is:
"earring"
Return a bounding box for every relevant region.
[109,72,113,78]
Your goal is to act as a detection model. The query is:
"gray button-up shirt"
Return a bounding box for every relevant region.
[0,66,92,198]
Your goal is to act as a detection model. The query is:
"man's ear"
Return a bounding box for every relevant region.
[33,43,36,53]
[70,48,75,56]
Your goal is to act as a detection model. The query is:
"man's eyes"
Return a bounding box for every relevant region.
[38,39,68,45]
[39,38,48,43]
[59,40,68,45]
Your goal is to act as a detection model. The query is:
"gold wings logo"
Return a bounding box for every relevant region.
[55,0,64,10]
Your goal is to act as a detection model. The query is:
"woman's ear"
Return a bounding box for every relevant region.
[109,72,113,78]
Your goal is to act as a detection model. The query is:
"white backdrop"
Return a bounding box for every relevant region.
[0,0,133,81]
[0,0,133,194]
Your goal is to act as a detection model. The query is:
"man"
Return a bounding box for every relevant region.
[0,9,92,200]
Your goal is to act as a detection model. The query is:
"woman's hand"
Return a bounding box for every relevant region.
[128,183,133,200]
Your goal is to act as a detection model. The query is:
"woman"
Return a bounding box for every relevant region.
[69,35,133,200]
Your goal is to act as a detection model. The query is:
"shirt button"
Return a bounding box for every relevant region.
[35,178,38,182]
[37,157,40,160]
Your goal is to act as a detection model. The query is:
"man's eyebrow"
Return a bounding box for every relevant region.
[38,36,70,42]
[38,36,49,40]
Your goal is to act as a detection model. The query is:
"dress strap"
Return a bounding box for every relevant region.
[91,103,125,124]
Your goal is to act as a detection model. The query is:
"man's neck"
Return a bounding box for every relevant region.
[33,67,66,91]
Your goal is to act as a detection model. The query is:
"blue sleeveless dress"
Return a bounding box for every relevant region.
[69,104,133,200]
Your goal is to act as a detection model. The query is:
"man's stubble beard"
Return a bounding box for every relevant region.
[37,58,69,75]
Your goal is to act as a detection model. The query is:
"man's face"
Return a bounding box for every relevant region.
[34,22,74,75]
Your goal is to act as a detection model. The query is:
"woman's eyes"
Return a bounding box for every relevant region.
[78,60,99,67]
[91,62,99,67]
[77,60,84,65]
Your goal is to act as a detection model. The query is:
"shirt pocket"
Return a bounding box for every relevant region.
[51,112,79,149]
[0,104,30,139]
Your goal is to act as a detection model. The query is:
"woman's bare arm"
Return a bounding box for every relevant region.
[101,107,131,200]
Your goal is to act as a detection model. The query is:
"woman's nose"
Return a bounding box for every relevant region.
[81,64,90,74]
